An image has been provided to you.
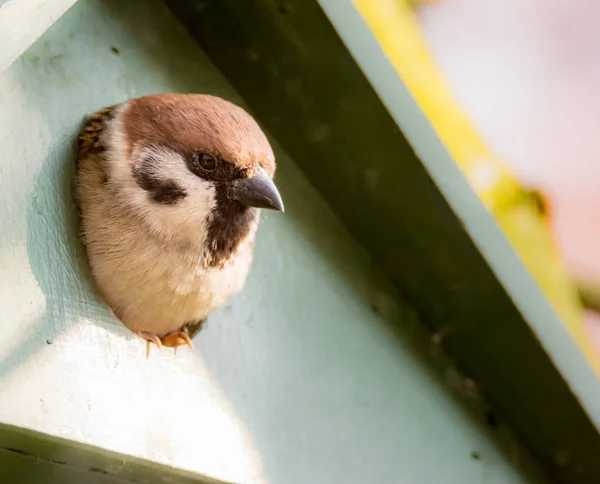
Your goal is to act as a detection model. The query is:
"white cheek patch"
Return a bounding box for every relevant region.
[135,146,217,246]
[104,111,217,247]
[134,145,189,203]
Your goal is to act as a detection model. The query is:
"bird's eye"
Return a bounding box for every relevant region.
[195,152,217,171]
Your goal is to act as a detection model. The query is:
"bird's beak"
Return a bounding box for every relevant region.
[227,167,284,212]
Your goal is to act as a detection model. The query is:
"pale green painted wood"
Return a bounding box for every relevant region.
[0,0,546,482]
[0,0,79,75]
[0,423,229,484]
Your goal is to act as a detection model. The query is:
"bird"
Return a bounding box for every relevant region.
[74,93,284,355]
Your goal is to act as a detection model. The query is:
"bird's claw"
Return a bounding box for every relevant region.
[133,328,193,357]
[133,329,163,358]
[161,330,193,355]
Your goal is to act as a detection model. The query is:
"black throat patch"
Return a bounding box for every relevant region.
[205,183,258,267]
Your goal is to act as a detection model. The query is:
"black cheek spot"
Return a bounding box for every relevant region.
[151,180,187,205]
[132,164,187,206]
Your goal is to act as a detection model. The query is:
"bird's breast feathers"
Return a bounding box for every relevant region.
[87,232,255,335]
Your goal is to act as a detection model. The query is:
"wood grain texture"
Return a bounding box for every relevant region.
[0,0,79,75]
[0,0,546,483]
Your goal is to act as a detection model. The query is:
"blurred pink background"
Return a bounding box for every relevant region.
[416,0,600,352]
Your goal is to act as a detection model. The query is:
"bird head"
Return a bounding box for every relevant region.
[101,93,284,265]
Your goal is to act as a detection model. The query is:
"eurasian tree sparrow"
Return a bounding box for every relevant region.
[75,93,284,354]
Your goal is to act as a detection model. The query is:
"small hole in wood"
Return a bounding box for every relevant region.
[89,467,108,474]
[485,411,499,429]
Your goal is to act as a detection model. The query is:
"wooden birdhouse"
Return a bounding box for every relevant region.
[1,0,598,483]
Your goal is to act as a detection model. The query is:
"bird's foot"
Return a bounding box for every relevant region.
[132,328,193,357]
[133,329,162,358]
[161,328,193,354]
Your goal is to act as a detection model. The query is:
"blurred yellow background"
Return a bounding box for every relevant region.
[354,0,600,372]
